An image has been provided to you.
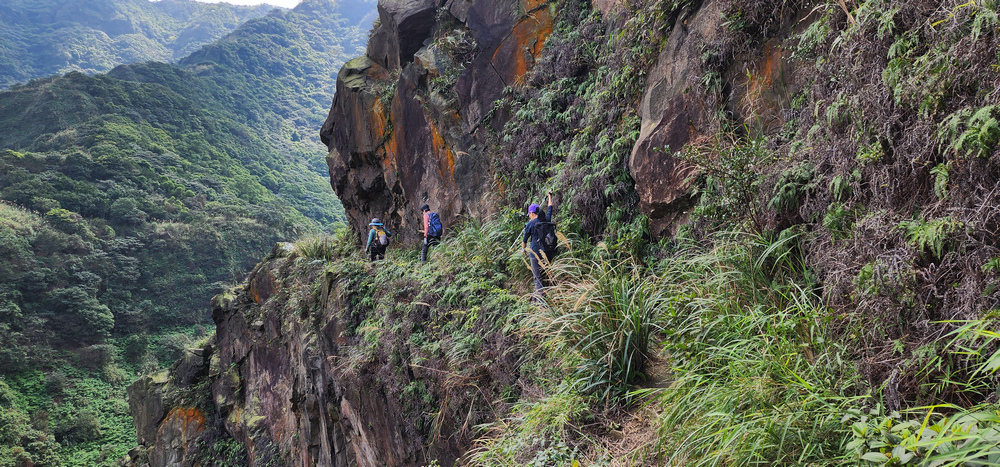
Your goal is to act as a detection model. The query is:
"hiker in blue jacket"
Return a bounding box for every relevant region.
[521,192,556,297]
[420,204,443,262]
[365,218,392,261]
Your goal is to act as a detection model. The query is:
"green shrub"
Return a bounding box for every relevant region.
[52,408,102,443]
[44,287,114,344]
[844,405,1000,465]
[467,384,588,467]
[824,202,858,239]
[856,142,885,166]
[678,131,773,229]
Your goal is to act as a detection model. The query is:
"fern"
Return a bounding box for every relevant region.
[829,174,851,202]
[930,161,950,200]
[939,105,1000,158]
[900,217,963,260]
[768,163,817,211]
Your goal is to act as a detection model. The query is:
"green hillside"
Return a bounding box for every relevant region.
[0,1,369,464]
[0,0,277,89]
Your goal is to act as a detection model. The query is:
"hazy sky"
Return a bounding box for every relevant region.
[192,0,302,9]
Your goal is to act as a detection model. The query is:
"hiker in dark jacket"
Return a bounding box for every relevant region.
[521,192,555,297]
[420,204,442,262]
[365,218,392,261]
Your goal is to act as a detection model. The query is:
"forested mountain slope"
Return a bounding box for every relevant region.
[0,0,276,89]
[0,0,372,464]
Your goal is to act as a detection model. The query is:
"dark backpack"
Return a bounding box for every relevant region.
[427,212,443,237]
[535,221,558,256]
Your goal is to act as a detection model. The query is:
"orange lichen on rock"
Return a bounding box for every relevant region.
[249,268,276,305]
[430,123,455,179]
[369,97,389,144]
[159,407,206,438]
[382,123,400,170]
[740,42,788,131]
[493,7,555,85]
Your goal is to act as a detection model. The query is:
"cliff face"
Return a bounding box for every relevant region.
[321,0,556,242]
[126,0,1000,462]
[321,0,806,240]
[126,242,523,466]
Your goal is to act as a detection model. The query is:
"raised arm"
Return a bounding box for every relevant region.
[546,192,554,221]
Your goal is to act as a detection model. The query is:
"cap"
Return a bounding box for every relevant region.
[420,204,430,212]
[528,204,540,214]
[369,218,382,226]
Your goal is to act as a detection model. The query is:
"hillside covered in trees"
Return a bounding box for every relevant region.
[0,0,372,464]
[0,0,277,89]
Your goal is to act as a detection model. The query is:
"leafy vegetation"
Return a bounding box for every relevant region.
[5,0,1000,463]
[457,0,1000,464]
[493,0,693,241]
[0,0,370,464]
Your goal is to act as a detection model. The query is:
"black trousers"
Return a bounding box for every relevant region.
[369,245,385,261]
[420,236,440,262]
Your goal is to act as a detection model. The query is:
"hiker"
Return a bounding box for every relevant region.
[420,204,443,262]
[365,218,392,261]
[521,192,557,297]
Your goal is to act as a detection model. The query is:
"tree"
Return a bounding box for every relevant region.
[44,287,114,344]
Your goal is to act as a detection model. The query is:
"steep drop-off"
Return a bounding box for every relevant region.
[0,1,374,464]
[127,231,529,466]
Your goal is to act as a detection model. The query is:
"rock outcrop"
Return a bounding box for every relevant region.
[321,0,555,243]
[628,0,724,236]
[629,0,807,236]
[126,243,519,466]
[323,0,809,241]
[125,0,819,463]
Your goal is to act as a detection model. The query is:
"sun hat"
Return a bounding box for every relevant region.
[527,204,540,214]
[369,218,382,226]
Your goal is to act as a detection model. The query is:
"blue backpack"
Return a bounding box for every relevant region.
[427,212,443,237]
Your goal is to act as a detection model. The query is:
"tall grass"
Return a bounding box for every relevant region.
[293,226,355,261]
[648,231,860,465]
[433,209,527,269]
[535,258,668,403]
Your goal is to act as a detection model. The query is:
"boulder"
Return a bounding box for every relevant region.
[367,0,441,70]
[127,370,170,446]
[629,0,722,236]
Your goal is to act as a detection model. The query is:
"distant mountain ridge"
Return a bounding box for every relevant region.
[0,0,275,88]
[0,1,374,463]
